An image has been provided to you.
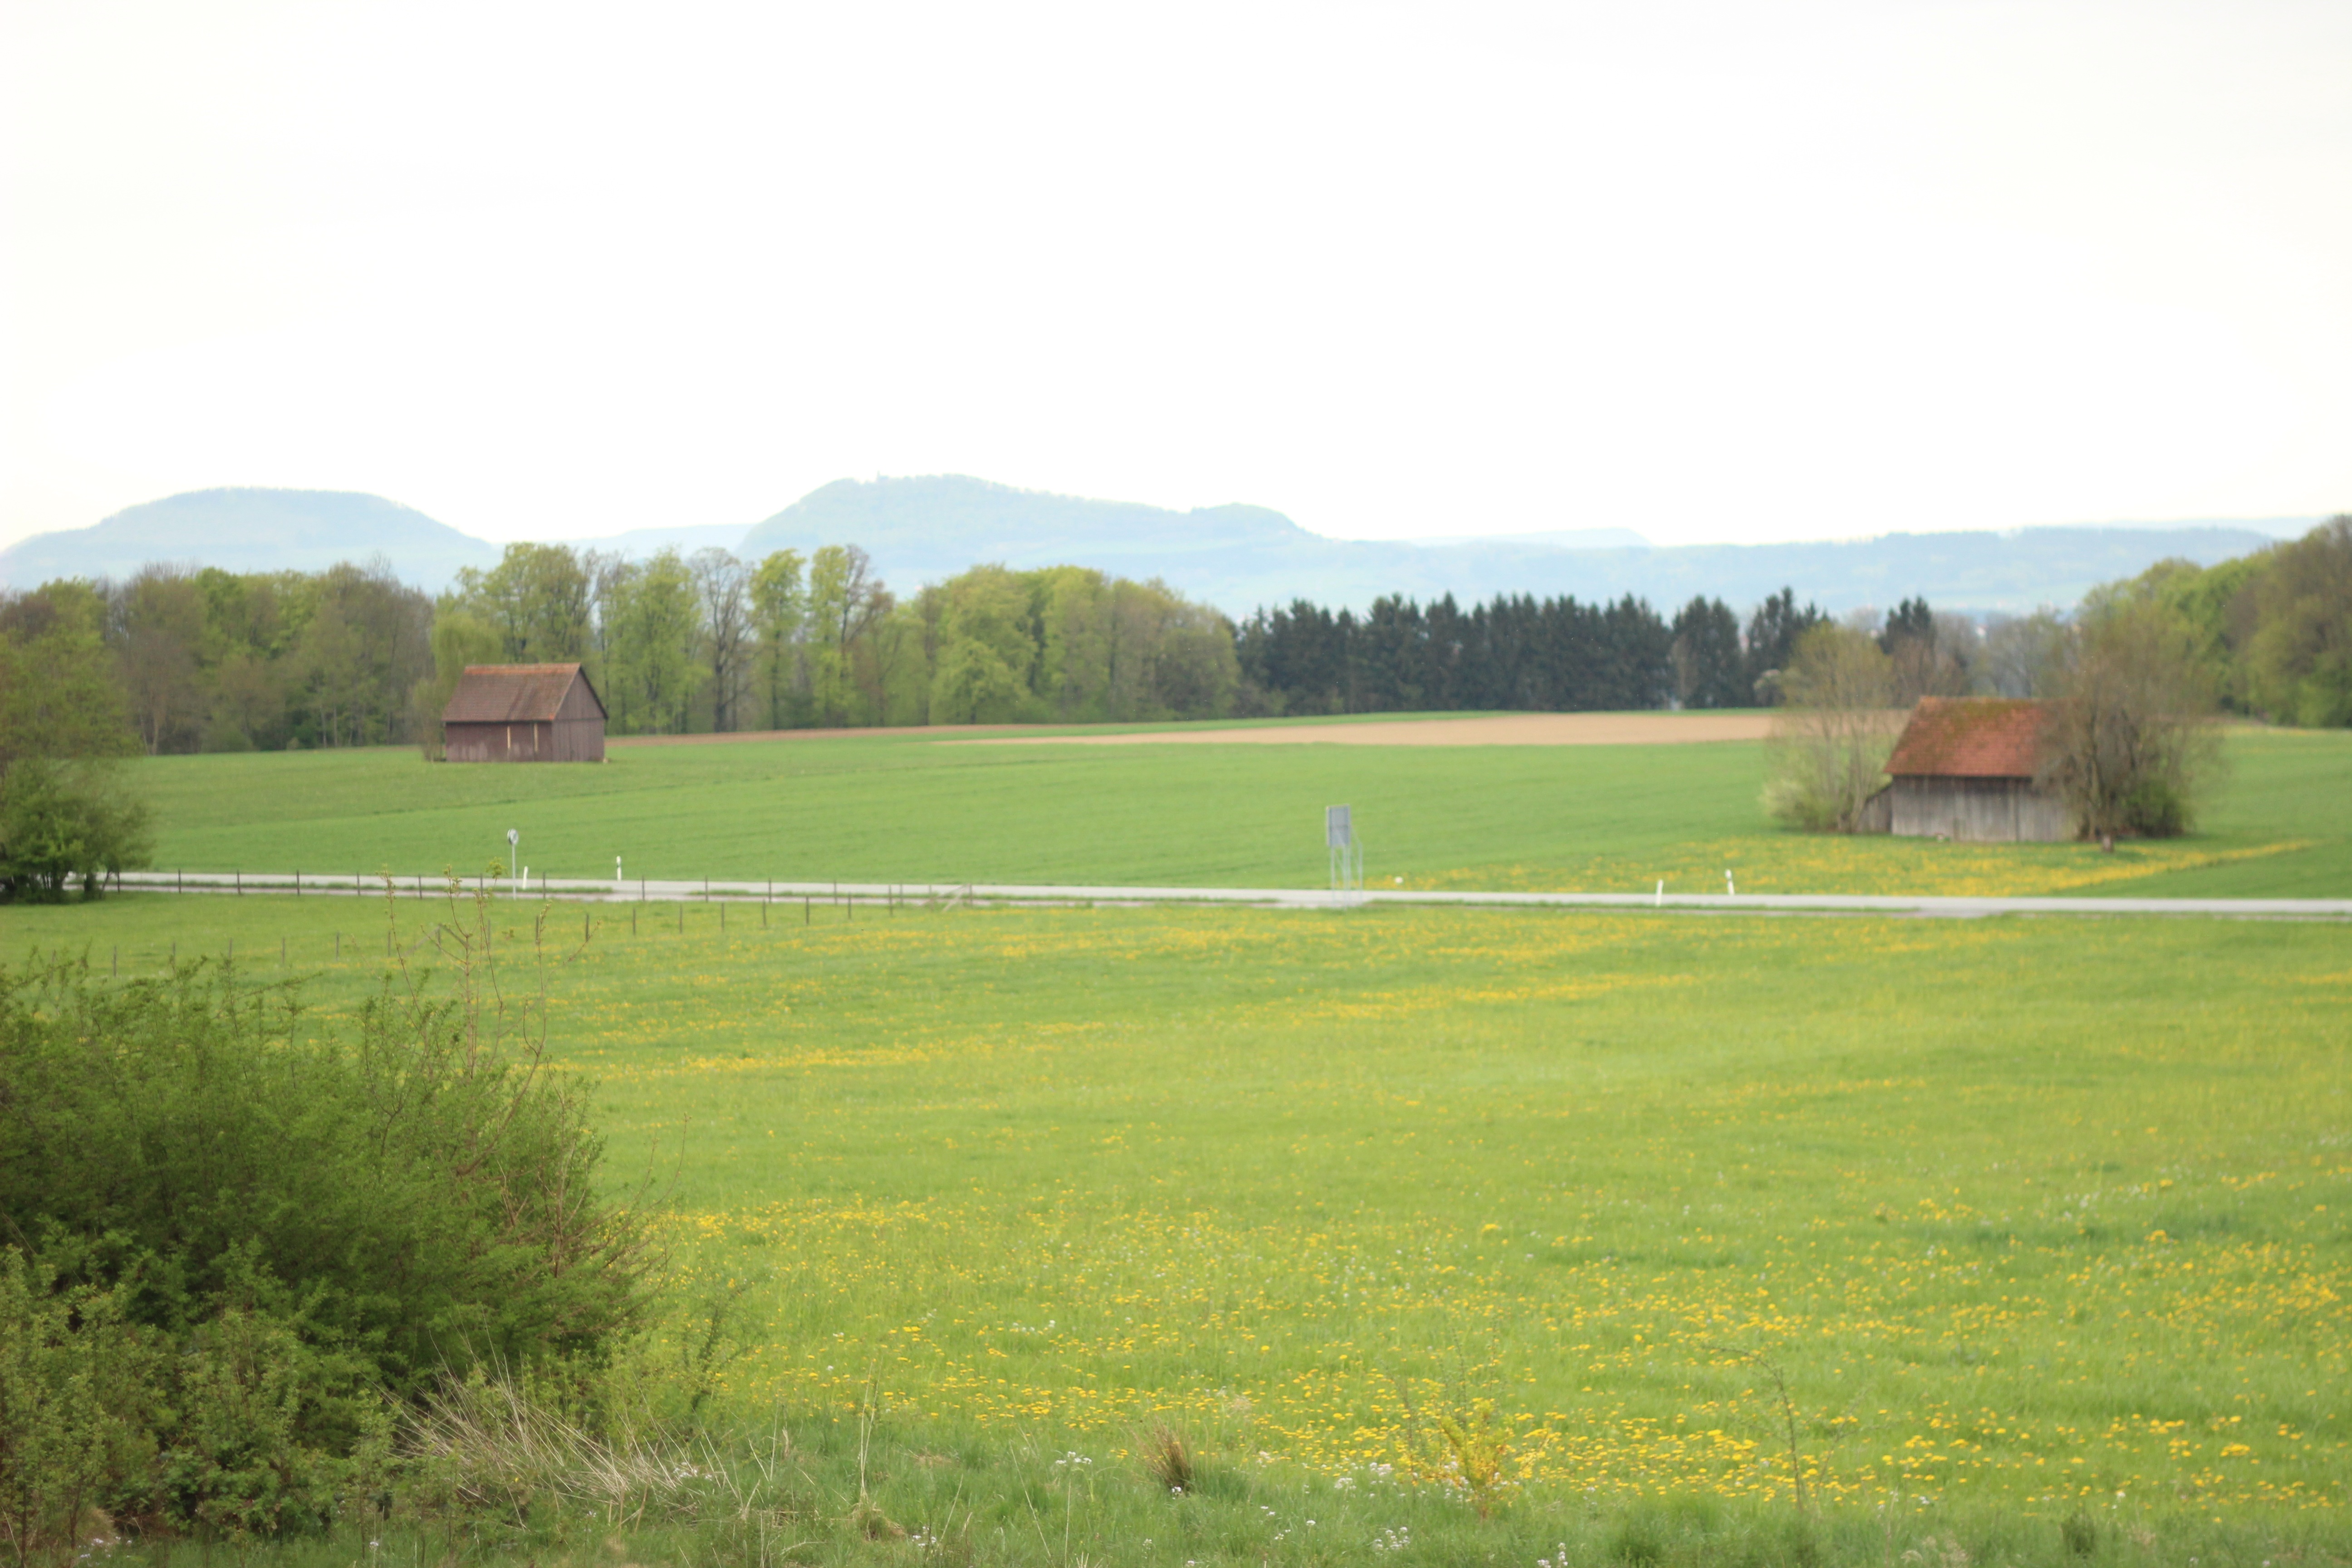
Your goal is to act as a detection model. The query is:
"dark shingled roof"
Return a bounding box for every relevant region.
[443,664,602,724]
[1885,697,2050,779]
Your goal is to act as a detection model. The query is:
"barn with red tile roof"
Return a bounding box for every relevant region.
[1871,696,2068,841]
[441,664,607,762]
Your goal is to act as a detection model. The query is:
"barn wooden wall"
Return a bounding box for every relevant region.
[1888,776,2068,842]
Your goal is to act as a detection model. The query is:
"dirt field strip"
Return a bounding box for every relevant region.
[949,712,1778,746]
[610,721,1043,747]
[611,713,1777,748]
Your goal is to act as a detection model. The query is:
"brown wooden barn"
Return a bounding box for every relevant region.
[1864,696,2068,842]
[441,663,607,762]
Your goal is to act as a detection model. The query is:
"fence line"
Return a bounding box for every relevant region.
[103,870,2352,920]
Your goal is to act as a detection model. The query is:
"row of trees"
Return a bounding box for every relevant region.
[1230,586,2000,715]
[2087,515,2352,728]
[0,543,1246,774]
[1237,593,1680,714]
[5,563,435,755]
[422,543,1242,742]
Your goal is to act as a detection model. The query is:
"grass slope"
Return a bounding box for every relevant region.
[130,722,2352,898]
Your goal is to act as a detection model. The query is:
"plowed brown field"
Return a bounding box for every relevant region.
[953,712,1774,745]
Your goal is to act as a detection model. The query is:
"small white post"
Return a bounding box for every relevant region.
[1656,879,1664,907]
[1724,868,1735,897]
[616,855,624,883]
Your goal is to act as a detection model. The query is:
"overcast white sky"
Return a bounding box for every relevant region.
[2,0,2347,551]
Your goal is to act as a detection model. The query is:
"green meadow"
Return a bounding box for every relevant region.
[5,886,2347,1559]
[7,724,2348,1564]
[129,720,2352,899]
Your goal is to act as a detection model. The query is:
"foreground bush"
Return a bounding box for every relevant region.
[0,893,654,1545]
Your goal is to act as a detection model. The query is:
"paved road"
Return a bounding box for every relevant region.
[112,870,2351,920]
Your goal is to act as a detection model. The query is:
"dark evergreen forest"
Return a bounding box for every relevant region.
[1233,589,1826,715]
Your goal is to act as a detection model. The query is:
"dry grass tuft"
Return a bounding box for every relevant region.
[399,1372,788,1529]
[1133,1423,1194,1494]
[845,1500,904,1539]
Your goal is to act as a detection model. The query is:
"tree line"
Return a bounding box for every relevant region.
[425,543,1241,743]
[1,513,2342,764]
[2092,515,2352,727]
[5,562,435,755]
[1235,589,1814,714]
[0,545,1244,764]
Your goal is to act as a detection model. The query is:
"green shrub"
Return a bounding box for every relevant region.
[154,1299,387,1538]
[0,1251,143,1564]
[0,903,654,1394]
[1,1251,395,1547]
[0,759,150,902]
[0,894,657,1540]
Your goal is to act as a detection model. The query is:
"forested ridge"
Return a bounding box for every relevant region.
[0,518,2344,759]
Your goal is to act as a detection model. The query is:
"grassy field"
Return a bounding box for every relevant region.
[127,720,2352,899]
[13,729,2349,1563]
[6,891,2345,1546]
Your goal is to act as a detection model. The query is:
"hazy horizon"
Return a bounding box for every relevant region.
[6,2,2349,554]
[10,475,2327,558]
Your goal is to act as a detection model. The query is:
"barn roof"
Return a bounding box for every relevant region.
[443,664,605,724]
[1886,697,2049,779]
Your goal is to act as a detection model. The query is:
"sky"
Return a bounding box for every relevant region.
[3,0,2348,552]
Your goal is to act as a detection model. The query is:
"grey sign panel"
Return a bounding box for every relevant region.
[1326,804,1352,848]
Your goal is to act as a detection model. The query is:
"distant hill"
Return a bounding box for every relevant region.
[1496,526,2297,620]
[0,489,498,590]
[0,494,760,592]
[3,477,2310,616]
[740,476,1342,591]
[743,475,2298,615]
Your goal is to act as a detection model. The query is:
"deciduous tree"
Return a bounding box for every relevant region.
[2039,602,2218,840]
[804,546,884,726]
[1763,624,1899,832]
[0,593,149,898]
[110,567,207,753]
[689,549,754,732]
[450,544,593,665]
[749,549,807,729]
[2242,516,2352,727]
[598,551,706,735]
